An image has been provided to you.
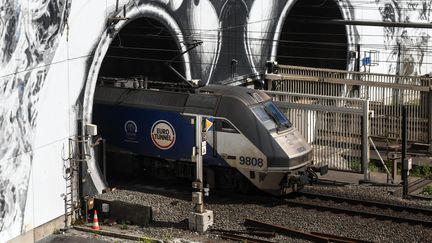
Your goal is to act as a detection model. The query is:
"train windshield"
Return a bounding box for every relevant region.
[251,101,292,132]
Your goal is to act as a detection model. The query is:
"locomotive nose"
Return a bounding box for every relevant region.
[268,129,313,171]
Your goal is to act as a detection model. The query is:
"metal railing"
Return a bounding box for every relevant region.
[266,65,432,144]
[267,91,369,173]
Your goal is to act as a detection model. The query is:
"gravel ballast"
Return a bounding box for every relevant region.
[87,183,432,243]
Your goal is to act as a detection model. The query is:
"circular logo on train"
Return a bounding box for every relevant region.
[124,120,138,135]
[151,120,176,150]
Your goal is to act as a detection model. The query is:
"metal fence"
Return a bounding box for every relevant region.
[266,91,368,172]
[267,65,432,144]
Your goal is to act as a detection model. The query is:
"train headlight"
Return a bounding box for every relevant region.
[289,152,313,166]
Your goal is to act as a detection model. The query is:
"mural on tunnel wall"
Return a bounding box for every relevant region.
[375,0,432,75]
[0,0,71,241]
[0,0,431,241]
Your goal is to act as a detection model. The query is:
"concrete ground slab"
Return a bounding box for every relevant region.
[319,170,402,185]
[37,235,110,243]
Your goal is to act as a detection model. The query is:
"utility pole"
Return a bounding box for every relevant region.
[401,106,411,198]
[189,115,213,233]
[76,119,85,218]
[362,99,370,181]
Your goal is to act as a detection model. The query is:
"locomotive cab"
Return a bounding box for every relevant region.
[199,85,315,194]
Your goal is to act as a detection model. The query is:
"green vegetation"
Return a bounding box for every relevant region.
[384,163,432,179]
[350,160,361,172]
[422,185,432,196]
[368,161,377,172]
[350,160,378,172]
[410,165,432,178]
[139,238,153,243]
[120,221,128,230]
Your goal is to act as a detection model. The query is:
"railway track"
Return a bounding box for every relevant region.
[116,181,432,228]
[244,219,372,243]
[289,191,432,227]
[214,220,371,243]
[218,232,274,243]
[100,180,432,242]
[408,178,432,195]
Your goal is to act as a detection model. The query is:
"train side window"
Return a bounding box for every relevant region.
[215,119,239,133]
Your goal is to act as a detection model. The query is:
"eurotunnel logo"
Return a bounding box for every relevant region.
[151,120,176,150]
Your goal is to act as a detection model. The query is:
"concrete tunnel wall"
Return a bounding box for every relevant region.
[1,0,432,241]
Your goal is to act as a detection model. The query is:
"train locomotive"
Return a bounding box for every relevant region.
[92,80,324,195]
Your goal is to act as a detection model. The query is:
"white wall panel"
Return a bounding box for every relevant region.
[31,141,67,227]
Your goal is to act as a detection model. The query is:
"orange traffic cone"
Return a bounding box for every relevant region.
[92,210,101,230]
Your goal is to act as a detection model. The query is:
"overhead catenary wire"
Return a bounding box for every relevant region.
[112,0,432,72]
[124,26,432,38]
[111,33,432,56]
[104,54,432,67]
[4,1,431,80]
[115,33,430,49]
[129,1,432,41]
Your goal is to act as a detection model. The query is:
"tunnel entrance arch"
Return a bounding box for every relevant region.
[84,4,191,125]
[99,17,186,81]
[272,0,356,70]
[81,3,191,193]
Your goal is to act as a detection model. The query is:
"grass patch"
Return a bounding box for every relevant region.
[119,221,129,230]
[422,185,432,196]
[350,160,361,172]
[410,165,432,178]
[349,160,378,172]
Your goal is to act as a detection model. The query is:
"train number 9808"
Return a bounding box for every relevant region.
[239,156,264,167]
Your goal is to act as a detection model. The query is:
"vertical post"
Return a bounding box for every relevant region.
[76,119,85,218]
[428,90,432,153]
[362,99,370,181]
[189,115,213,233]
[356,44,361,73]
[194,115,204,213]
[102,139,107,181]
[401,106,408,197]
[391,153,398,184]
[394,43,402,106]
[231,59,238,80]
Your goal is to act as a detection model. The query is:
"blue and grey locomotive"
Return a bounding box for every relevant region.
[93,82,321,195]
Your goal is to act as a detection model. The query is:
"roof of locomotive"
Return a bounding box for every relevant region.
[198,85,271,106]
[93,84,271,116]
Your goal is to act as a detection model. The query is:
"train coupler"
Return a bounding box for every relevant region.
[281,165,329,194]
[281,173,310,194]
[309,165,328,176]
[305,165,328,185]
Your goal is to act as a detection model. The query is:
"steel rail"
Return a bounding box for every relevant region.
[408,178,432,194]
[310,232,373,243]
[211,228,276,238]
[219,232,274,243]
[245,219,330,242]
[285,197,432,228]
[296,191,432,216]
[244,219,368,243]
